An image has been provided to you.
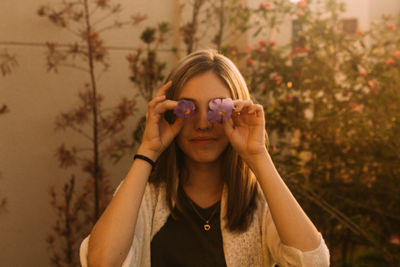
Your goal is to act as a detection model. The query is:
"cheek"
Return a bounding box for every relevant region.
[176,120,191,138]
[176,122,190,149]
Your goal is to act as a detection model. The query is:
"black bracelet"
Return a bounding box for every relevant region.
[134,154,155,169]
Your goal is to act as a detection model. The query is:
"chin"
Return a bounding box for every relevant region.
[181,145,228,165]
[188,153,222,164]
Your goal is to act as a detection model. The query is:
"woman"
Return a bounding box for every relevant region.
[81,49,330,267]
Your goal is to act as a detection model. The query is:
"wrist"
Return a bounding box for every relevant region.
[242,148,270,172]
[134,154,156,169]
[136,145,159,162]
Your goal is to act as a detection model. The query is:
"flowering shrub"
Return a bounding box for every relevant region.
[126,22,170,102]
[242,1,400,265]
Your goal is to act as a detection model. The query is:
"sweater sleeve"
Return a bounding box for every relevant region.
[79,181,157,267]
[260,202,330,267]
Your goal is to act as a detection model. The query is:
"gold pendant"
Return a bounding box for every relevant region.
[204,224,211,231]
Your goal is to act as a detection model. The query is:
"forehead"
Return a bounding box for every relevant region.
[178,71,231,101]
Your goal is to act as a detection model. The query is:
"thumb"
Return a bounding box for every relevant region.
[223,118,234,140]
[170,117,185,136]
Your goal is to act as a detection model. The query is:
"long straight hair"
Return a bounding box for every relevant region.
[149,49,266,232]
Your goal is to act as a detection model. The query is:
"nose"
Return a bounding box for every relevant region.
[193,106,212,131]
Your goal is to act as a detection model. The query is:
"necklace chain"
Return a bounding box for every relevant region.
[187,197,220,231]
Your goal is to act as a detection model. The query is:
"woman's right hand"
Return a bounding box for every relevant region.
[137,81,184,161]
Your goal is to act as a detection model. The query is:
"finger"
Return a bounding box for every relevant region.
[233,100,253,112]
[248,104,264,115]
[148,95,166,109]
[234,100,263,115]
[170,117,185,136]
[155,81,172,97]
[223,117,234,138]
[147,97,171,123]
[153,99,178,114]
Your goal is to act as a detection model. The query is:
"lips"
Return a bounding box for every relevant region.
[190,136,217,144]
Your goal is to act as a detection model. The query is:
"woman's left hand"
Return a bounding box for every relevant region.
[223,100,267,161]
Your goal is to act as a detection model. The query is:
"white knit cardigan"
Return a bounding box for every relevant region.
[80,182,330,267]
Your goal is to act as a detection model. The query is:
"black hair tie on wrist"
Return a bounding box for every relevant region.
[134,154,155,169]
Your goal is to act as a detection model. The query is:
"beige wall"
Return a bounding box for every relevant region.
[344,0,400,30]
[246,0,400,45]
[368,0,400,22]
[0,0,399,266]
[0,0,178,266]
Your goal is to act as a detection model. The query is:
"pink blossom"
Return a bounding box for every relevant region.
[394,51,400,58]
[247,58,254,66]
[349,102,364,112]
[356,29,364,35]
[388,24,396,30]
[245,44,254,53]
[273,75,281,84]
[258,40,267,47]
[290,47,310,59]
[230,48,237,55]
[259,2,271,10]
[368,80,375,88]
[269,41,276,46]
[360,71,367,77]
[386,58,395,65]
[390,235,400,246]
[368,80,379,94]
[291,47,300,58]
[298,0,307,8]
[353,104,363,112]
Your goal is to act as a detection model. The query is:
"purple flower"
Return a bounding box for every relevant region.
[207,98,234,123]
[173,99,196,118]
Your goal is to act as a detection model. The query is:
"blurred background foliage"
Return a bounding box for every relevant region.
[0,49,16,216]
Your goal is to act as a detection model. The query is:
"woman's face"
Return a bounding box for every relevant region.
[176,71,231,164]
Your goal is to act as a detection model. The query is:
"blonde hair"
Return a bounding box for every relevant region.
[150,49,262,231]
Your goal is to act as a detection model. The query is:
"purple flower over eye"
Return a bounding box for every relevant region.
[173,99,196,118]
[207,98,234,123]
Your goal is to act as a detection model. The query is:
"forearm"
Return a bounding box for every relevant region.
[87,148,155,267]
[246,149,320,252]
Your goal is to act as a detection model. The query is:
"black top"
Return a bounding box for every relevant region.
[151,186,227,267]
